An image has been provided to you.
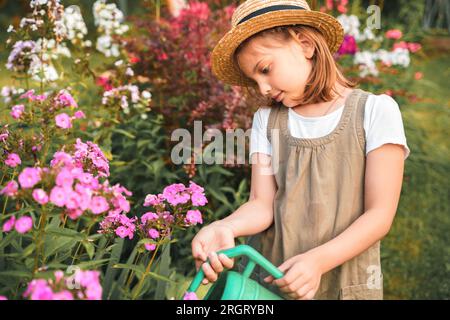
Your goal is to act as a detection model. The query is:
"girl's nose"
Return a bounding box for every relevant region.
[258,82,272,97]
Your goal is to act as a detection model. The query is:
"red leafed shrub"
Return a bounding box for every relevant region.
[122,1,255,133]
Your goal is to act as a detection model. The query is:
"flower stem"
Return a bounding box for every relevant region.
[131,242,160,300]
[33,207,48,275]
[125,252,142,289]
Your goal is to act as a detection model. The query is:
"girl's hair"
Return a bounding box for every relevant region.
[233,25,357,107]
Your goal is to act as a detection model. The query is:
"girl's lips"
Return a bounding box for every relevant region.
[273,91,283,102]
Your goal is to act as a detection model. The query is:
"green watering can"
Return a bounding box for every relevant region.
[186,245,285,300]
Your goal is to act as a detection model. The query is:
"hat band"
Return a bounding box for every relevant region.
[237,5,306,25]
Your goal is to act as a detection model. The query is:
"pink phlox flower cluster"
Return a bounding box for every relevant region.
[99,212,137,240]
[146,181,207,208]
[4,153,21,167]
[2,215,33,234]
[55,89,78,108]
[23,269,102,300]
[183,291,199,300]
[19,89,47,102]
[0,180,19,197]
[10,104,25,119]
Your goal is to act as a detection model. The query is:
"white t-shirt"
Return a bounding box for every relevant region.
[249,94,410,159]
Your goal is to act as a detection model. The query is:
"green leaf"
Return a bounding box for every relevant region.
[113,263,145,278]
[155,243,171,299]
[75,258,110,269]
[82,241,95,260]
[103,238,124,299]
[0,270,32,279]
[46,227,85,241]
[146,271,176,284]
[113,128,136,139]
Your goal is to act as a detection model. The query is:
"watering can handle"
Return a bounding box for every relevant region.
[187,244,284,294]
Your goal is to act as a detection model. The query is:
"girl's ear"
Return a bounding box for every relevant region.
[293,33,315,60]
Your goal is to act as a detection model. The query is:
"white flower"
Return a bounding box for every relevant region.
[337,14,361,39]
[7,25,14,33]
[93,0,128,57]
[28,56,59,82]
[141,90,152,99]
[125,67,134,77]
[114,60,123,67]
[63,5,88,44]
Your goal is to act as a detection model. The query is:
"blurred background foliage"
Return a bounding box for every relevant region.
[0,0,448,299]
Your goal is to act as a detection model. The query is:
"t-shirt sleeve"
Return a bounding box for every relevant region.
[364,94,410,159]
[249,107,272,158]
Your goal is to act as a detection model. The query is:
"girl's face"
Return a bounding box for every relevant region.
[236,34,314,107]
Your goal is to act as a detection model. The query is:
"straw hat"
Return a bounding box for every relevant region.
[211,0,344,87]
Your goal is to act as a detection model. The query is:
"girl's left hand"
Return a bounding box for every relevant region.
[263,252,323,300]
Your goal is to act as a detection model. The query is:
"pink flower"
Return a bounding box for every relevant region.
[2,216,16,232]
[18,167,41,189]
[55,113,72,129]
[67,209,83,220]
[65,191,80,210]
[188,181,204,193]
[0,180,19,196]
[337,4,347,13]
[191,192,208,206]
[144,243,156,251]
[52,290,74,300]
[183,292,198,300]
[15,216,33,233]
[337,35,358,56]
[54,271,64,283]
[408,42,422,53]
[74,110,85,119]
[96,76,113,91]
[115,226,130,238]
[84,283,102,300]
[393,41,408,51]
[50,151,73,167]
[24,279,54,300]
[50,186,67,207]
[144,194,163,206]
[20,89,35,100]
[56,90,78,108]
[34,94,47,102]
[148,228,159,239]
[185,209,203,225]
[78,172,94,184]
[90,196,109,214]
[414,72,423,80]
[157,52,169,61]
[5,153,21,167]
[141,211,159,224]
[32,189,49,205]
[56,169,74,188]
[385,29,403,40]
[0,295,7,300]
[10,104,24,119]
[73,270,102,300]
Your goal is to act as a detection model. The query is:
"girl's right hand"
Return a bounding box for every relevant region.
[191,222,235,285]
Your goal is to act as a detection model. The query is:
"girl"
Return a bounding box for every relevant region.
[191,0,409,300]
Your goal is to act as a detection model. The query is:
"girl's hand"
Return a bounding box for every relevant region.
[263,252,323,300]
[191,221,235,285]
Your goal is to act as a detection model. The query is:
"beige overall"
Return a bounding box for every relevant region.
[245,88,383,300]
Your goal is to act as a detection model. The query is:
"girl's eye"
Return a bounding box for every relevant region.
[261,67,270,74]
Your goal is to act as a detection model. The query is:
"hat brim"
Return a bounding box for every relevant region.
[211,10,344,87]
